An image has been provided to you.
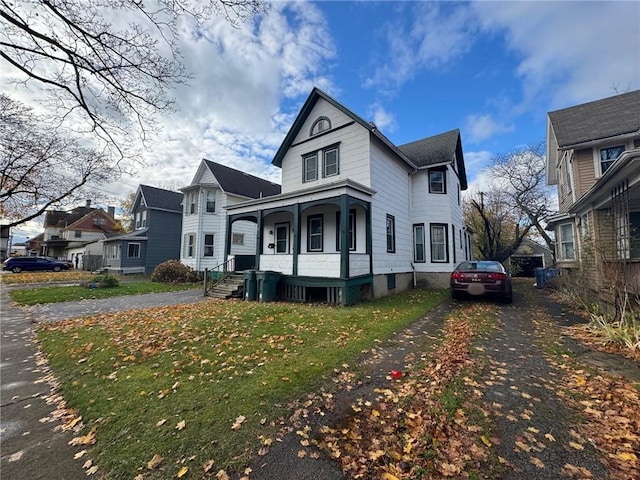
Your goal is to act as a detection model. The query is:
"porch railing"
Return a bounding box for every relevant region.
[203,257,236,296]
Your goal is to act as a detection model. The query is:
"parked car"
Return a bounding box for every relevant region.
[2,256,71,273]
[450,260,513,303]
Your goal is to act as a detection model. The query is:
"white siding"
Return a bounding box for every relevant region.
[260,255,293,275]
[369,139,413,275]
[299,254,341,277]
[280,98,371,194]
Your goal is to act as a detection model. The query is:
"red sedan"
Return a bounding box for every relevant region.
[450,260,513,303]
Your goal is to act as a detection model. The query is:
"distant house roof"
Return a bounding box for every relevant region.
[44,206,94,228]
[548,89,640,149]
[138,185,182,212]
[398,129,467,189]
[270,87,467,189]
[203,160,281,199]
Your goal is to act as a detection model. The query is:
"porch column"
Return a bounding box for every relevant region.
[340,194,349,279]
[224,216,232,265]
[292,204,299,276]
[255,210,263,270]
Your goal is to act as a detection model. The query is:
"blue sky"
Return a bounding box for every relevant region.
[5,1,640,240]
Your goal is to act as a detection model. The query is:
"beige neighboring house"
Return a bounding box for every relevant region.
[545,90,640,299]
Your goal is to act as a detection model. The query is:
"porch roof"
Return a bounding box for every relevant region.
[225,179,376,214]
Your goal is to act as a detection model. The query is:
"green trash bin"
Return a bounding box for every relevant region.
[243,270,257,301]
[256,271,281,302]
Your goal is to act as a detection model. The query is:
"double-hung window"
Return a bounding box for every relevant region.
[413,224,425,263]
[386,214,396,253]
[430,224,448,262]
[303,153,318,183]
[429,170,446,194]
[323,146,339,177]
[184,234,195,258]
[203,234,214,257]
[307,215,323,252]
[559,223,575,260]
[599,145,625,174]
[206,190,216,213]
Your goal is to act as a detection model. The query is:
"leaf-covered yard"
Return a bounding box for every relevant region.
[36,289,447,479]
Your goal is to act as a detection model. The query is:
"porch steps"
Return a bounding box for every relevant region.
[206,273,244,299]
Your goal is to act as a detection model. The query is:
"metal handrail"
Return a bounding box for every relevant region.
[204,257,236,295]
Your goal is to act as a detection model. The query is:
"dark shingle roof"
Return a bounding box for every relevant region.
[139,185,182,211]
[43,207,94,227]
[398,129,467,189]
[203,160,281,199]
[548,90,640,148]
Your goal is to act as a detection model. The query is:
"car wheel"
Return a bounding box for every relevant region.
[53,265,62,272]
[451,290,461,300]
[503,291,513,304]
[11,266,22,273]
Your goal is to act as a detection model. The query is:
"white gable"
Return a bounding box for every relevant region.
[292,98,356,145]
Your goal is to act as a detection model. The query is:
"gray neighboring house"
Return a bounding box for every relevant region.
[102,185,183,274]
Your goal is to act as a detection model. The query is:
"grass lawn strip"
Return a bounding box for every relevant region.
[9,280,199,305]
[36,289,446,479]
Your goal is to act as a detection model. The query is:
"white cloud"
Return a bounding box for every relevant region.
[365,3,477,90]
[463,150,494,186]
[464,114,514,143]
[368,103,396,133]
[471,1,640,108]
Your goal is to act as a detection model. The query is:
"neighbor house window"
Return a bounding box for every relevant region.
[430,223,448,262]
[206,190,216,213]
[108,244,120,259]
[275,223,289,253]
[75,230,82,238]
[386,214,396,253]
[323,145,339,177]
[336,210,356,251]
[303,153,318,183]
[630,212,640,258]
[184,233,195,258]
[141,210,147,227]
[413,224,426,263]
[127,243,141,258]
[135,212,141,229]
[599,145,625,174]
[310,116,331,136]
[559,223,575,260]
[307,214,323,252]
[232,233,244,245]
[203,234,214,257]
[429,170,446,194]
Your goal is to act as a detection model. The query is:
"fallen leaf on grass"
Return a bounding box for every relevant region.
[85,465,98,475]
[617,451,637,462]
[545,433,556,442]
[177,466,188,478]
[216,470,230,480]
[176,420,186,431]
[69,428,96,446]
[530,457,545,468]
[231,415,246,430]
[568,441,584,451]
[156,418,167,427]
[203,459,215,473]
[147,454,164,470]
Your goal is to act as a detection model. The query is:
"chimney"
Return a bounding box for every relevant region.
[86,199,91,208]
[108,206,115,218]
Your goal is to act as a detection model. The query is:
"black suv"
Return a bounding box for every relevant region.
[3,256,71,273]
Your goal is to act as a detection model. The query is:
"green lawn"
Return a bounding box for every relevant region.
[9,281,200,305]
[37,289,447,479]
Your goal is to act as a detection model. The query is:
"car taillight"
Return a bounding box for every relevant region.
[487,273,507,280]
[451,272,465,280]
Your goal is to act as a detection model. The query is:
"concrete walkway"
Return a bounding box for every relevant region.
[0,285,208,480]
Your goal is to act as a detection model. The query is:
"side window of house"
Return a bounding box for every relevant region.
[232,233,244,245]
[206,190,216,213]
[307,214,323,252]
[303,153,318,183]
[413,224,425,263]
[599,145,625,174]
[559,223,575,260]
[429,170,446,194]
[189,192,198,215]
[203,234,214,257]
[184,233,195,258]
[630,212,640,258]
[128,243,141,258]
[430,223,448,262]
[386,214,396,253]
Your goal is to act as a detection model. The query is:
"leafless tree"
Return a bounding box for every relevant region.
[0,95,114,228]
[0,0,268,227]
[489,141,556,251]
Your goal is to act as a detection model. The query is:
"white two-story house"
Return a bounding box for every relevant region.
[179,160,281,272]
[223,88,471,305]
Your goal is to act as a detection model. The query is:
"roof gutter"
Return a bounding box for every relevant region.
[557,129,639,151]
